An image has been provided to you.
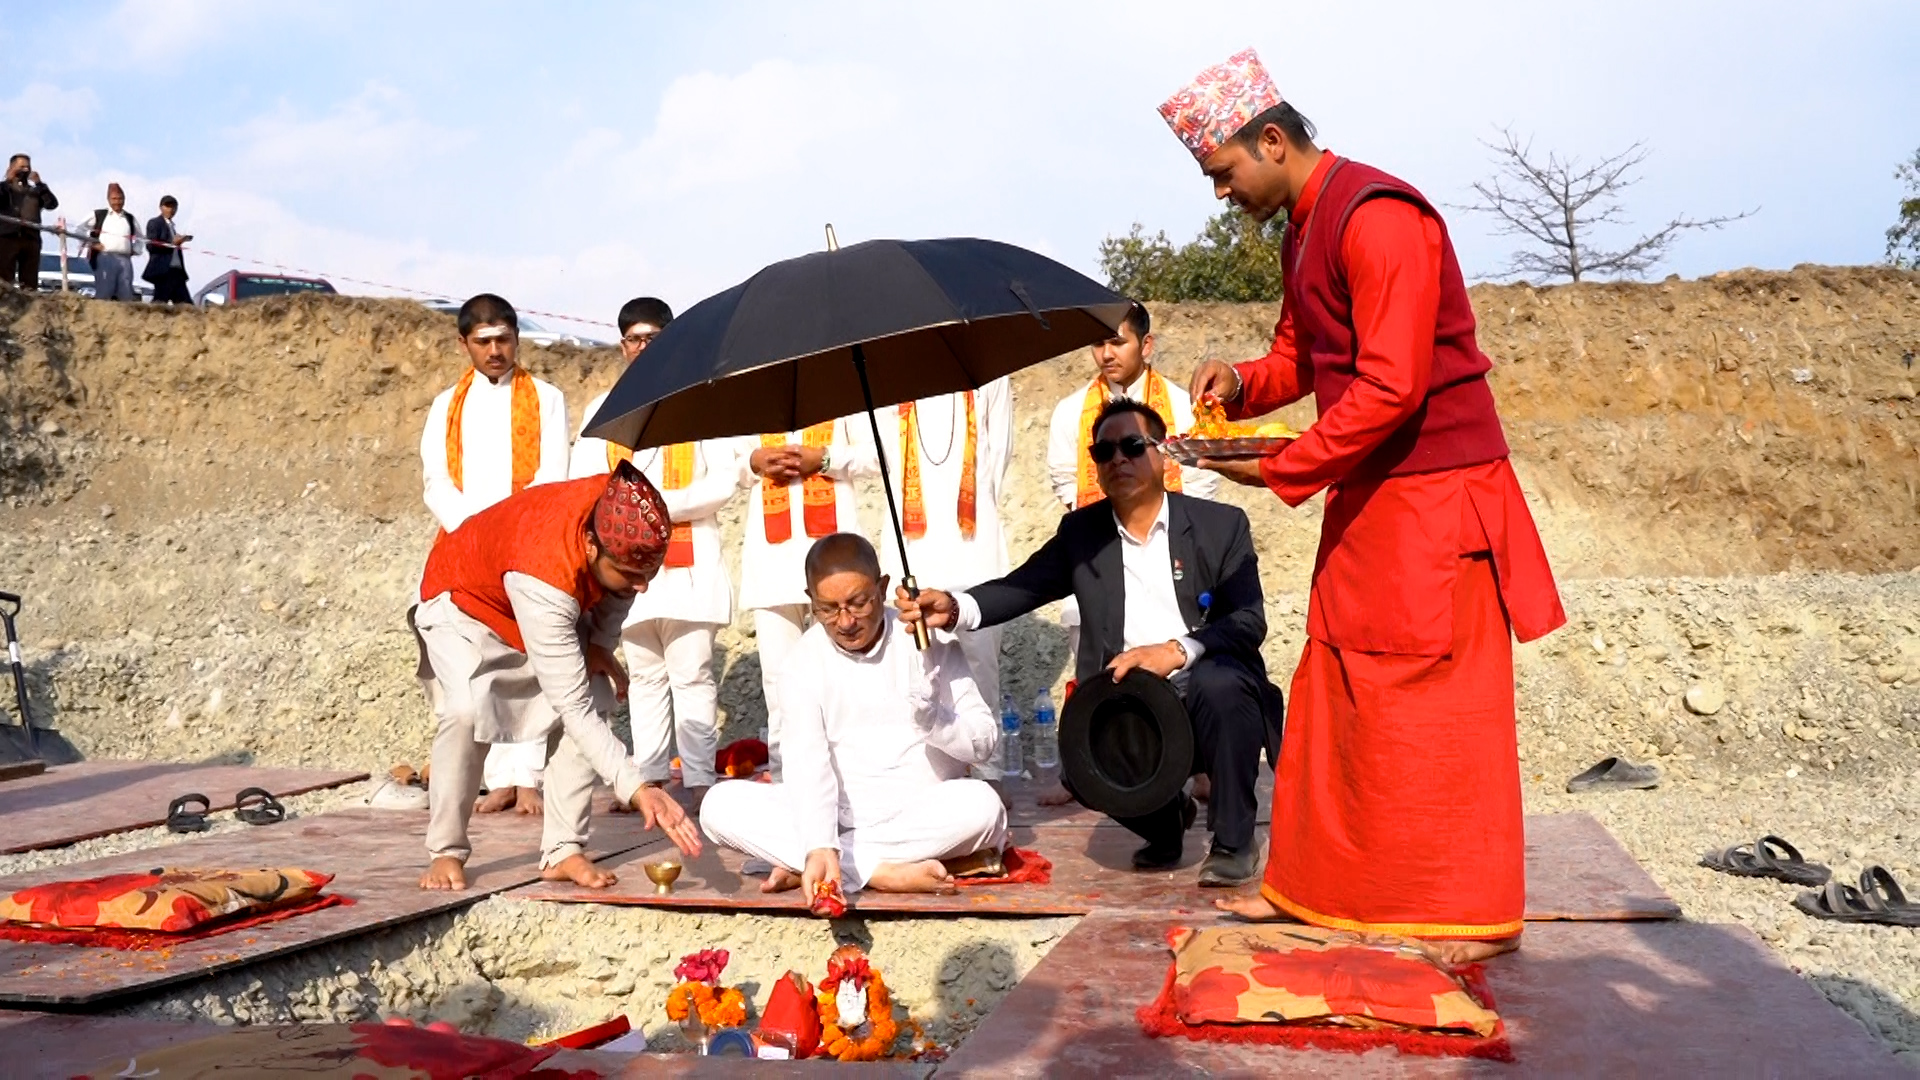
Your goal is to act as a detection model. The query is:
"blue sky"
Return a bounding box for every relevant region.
[2,1,1914,330]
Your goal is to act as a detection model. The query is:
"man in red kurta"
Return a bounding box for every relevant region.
[1162,48,1566,962]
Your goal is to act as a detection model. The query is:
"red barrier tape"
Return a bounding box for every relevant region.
[1,211,615,330]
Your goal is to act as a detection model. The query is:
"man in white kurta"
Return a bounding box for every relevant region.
[735,419,877,780]
[570,297,746,805]
[700,533,1007,899]
[1045,302,1217,675]
[418,294,571,812]
[877,380,1014,739]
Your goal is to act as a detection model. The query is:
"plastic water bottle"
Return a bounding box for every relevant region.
[1032,688,1059,772]
[999,692,1024,778]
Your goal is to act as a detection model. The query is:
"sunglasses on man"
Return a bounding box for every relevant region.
[1089,434,1160,465]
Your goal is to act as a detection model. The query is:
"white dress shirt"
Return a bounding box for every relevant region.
[93,210,140,257]
[778,612,999,852]
[875,380,1014,592]
[1045,368,1219,507]
[570,389,744,626]
[420,368,570,532]
[953,492,1202,671]
[734,418,879,611]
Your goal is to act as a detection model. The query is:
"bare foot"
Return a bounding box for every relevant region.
[1190,774,1212,803]
[420,856,468,891]
[1419,934,1521,966]
[540,853,616,888]
[1214,893,1284,920]
[474,788,515,814]
[762,866,801,893]
[1035,781,1075,807]
[513,786,544,816]
[866,858,957,894]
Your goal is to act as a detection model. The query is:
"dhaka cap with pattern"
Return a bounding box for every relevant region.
[1158,47,1285,163]
[594,460,671,577]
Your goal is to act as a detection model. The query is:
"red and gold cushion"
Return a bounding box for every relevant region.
[1167,925,1501,1038]
[0,867,333,933]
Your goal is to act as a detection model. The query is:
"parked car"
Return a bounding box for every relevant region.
[417,299,607,347]
[35,250,153,301]
[194,271,337,307]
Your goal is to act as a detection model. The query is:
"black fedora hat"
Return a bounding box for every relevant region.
[1058,668,1194,819]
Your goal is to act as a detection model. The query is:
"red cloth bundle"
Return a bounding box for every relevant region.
[0,892,351,950]
[716,738,769,779]
[757,970,822,1059]
[953,848,1053,887]
[1135,925,1513,1062]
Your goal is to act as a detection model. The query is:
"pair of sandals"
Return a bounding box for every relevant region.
[1700,836,1920,927]
[164,788,286,834]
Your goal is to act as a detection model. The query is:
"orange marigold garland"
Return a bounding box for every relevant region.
[664,949,749,1031]
[814,944,920,1062]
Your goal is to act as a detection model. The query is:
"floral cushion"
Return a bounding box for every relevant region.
[0,867,333,933]
[1168,925,1501,1037]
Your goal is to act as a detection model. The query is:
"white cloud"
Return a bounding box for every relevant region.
[223,83,471,192]
[82,0,261,71]
[0,83,99,147]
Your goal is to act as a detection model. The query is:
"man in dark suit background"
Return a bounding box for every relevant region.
[900,397,1281,885]
[143,195,193,305]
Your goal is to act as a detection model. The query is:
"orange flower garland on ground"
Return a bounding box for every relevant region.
[664,949,749,1031]
[814,945,919,1062]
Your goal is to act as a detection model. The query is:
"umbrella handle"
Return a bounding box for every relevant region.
[901,576,931,651]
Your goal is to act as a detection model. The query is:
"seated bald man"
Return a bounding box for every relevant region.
[699,533,1008,906]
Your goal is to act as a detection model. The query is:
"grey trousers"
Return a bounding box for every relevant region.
[94,253,135,300]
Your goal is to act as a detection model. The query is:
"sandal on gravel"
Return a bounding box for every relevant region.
[1793,879,1877,923]
[1856,866,1920,927]
[233,787,286,825]
[1698,836,1831,887]
[165,793,211,834]
[1565,756,1661,793]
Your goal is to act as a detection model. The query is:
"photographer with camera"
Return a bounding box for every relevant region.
[1,154,59,290]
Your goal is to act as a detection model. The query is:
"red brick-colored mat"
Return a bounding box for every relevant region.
[944,915,1906,1077]
[0,796,663,1007]
[0,761,369,854]
[514,814,1676,924]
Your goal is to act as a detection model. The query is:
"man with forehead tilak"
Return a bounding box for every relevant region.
[1167,49,1566,962]
[412,463,703,891]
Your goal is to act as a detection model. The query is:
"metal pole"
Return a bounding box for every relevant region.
[0,591,36,754]
[56,218,68,293]
[850,344,930,650]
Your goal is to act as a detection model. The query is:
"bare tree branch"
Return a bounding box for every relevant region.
[1453,128,1757,283]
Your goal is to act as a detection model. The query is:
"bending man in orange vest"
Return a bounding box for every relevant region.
[413,462,703,890]
[1168,49,1566,962]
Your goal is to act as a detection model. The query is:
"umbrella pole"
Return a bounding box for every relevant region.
[849,344,931,651]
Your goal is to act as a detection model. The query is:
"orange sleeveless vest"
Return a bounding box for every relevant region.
[419,476,606,653]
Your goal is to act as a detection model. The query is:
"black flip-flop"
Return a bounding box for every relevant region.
[1856,866,1920,927]
[165,793,211,833]
[233,787,286,825]
[1565,756,1660,793]
[1698,835,1831,887]
[1793,879,1876,923]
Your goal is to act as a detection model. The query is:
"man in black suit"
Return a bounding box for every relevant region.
[900,397,1281,885]
[143,195,193,305]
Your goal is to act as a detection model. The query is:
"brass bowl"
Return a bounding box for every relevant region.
[644,859,683,895]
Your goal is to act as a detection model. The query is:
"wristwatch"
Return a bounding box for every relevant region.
[1167,639,1190,665]
[819,445,833,473]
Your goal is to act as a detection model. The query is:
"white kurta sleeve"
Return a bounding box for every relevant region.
[915,638,999,767]
[662,440,745,522]
[776,646,841,853]
[420,390,469,532]
[980,379,1015,506]
[504,572,643,803]
[569,391,612,479]
[1045,394,1081,509]
[531,382,571,487]
[828,416,880,481]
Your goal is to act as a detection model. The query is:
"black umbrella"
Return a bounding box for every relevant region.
[584,232,1131,645]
